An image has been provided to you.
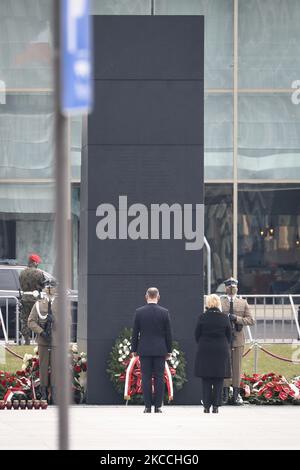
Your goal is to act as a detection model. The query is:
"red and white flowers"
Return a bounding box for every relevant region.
[240,373,300,404]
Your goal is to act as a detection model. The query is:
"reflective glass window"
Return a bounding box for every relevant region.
[238,184,300,294]
[238,94,300,179]
[239,0,300,88]
[205,184,233,292]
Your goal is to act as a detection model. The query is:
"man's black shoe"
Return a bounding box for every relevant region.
[154,407,162,413]
[144,407,151,413]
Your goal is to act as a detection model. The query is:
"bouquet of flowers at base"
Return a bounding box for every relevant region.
[240,372,300,405]
[69,344,87,403]
[0,369,31,402]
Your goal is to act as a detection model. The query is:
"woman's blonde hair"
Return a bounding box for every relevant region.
[205,294,221,310]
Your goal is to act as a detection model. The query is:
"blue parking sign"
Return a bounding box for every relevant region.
[61,0,93,115]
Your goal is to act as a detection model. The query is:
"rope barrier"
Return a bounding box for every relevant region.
[3,345,23,360]
[242,341,300,364]
[257,344,300,364]
[3,342,300,365]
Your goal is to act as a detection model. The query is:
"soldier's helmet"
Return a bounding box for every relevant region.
[42,278,57,288]
[224,277,238,287]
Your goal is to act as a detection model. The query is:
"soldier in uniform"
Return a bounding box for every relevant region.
[221,277,255,405]
[28,279,57,402]
[19,254,45,345]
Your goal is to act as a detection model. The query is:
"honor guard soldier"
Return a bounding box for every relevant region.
[19,254,45,345]
[221,277,255,405]
[28,279,57,403]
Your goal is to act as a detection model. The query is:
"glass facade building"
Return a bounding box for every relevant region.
[0,0,299,294]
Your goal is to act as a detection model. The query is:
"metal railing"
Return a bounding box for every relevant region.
[205,294,300,343]
[64,293,300,344]
[242,294,300,343]
[1,292,300,345]
[0,292,78,344]
[0,295,20,344]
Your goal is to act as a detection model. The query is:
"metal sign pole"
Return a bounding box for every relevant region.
[53,0,71,451]
[204,237,211,295]
[289,295,300,340]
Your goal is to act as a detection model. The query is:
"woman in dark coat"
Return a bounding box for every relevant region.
[194,294,232,413]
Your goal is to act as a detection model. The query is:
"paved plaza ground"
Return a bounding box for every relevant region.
[0,405,299,450]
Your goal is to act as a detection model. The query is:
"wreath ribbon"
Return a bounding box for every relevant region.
[124,356,174,402]
[124,356,139,400]
[3,387,26,403]
[164,361,174,401]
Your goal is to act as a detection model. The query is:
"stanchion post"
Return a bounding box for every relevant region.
[254,342,258,374]
[16,299,20,345]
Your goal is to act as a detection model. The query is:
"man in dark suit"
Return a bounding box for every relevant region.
[131,287,172,413]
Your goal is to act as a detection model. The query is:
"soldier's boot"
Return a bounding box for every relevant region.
[232,387,243,406]
[222,387,230,405]
[40,386,48,401]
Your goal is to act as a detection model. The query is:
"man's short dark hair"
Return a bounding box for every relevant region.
[146,287,159,299]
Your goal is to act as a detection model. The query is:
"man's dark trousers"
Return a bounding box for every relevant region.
[140,356,165,408]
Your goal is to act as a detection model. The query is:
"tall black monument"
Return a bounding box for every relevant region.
[78,15,204,404]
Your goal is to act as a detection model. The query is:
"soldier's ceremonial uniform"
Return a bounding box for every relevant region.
[28,280,57,402]
[221,277,255,405]
[19,254,45,345]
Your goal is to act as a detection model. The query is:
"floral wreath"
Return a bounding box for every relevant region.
[107,328,187,404]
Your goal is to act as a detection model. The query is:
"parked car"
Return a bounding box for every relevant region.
[0,263,78,342]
